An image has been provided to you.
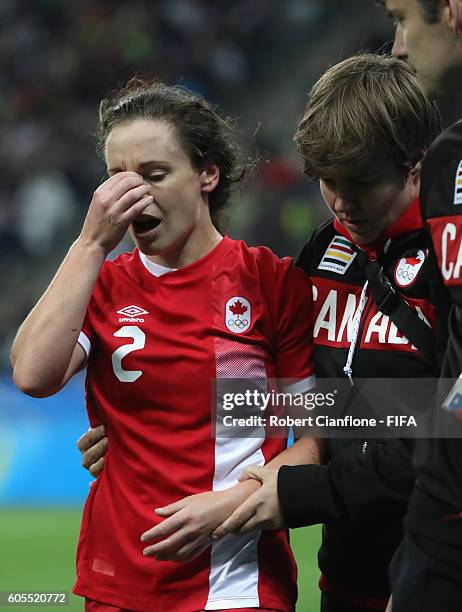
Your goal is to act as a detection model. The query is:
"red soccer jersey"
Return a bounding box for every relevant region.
[74,236,315,611]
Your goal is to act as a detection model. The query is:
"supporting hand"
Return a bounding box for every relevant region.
[77,425,108,477]
[211,465,283,539]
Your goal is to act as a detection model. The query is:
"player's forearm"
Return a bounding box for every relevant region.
[266,437,322,470]
[11,238,105,395]
[225,478,262,508]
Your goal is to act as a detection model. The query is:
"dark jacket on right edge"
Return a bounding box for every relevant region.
[411,119,462,547]
[278,200,448,606]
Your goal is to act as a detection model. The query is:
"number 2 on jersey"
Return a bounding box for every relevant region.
[111,326,146,382]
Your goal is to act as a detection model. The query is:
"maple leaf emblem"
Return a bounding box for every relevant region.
[229,299,247,317]
[404,256,420,267]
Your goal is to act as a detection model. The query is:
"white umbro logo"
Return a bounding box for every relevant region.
[117,305,149,317]
[117,305,149,323]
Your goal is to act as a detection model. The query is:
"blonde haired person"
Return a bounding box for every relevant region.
[212,54,444,612]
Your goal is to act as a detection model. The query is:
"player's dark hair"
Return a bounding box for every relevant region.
[98,79,251,233]
[294,53,442,181]
[375,0,443,23]
[416,0,445,22]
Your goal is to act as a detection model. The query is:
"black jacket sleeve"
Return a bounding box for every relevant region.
[277,437,414,528]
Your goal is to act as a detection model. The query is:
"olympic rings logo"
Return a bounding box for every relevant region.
[228,318,249,328]
[397,268,415,281]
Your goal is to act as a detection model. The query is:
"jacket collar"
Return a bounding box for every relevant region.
[333,197,422,258]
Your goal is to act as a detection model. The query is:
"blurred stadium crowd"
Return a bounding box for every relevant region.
[0,0,391,368]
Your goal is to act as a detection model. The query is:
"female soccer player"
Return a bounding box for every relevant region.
[11,81,316,612]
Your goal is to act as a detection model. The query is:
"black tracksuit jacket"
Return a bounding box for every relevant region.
[278,199,448,604]
[409,120,462,548]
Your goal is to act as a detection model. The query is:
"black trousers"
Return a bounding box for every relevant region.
[390,531,462,612]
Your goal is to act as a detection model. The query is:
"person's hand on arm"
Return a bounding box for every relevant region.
[141,435,322,562]
[140,479,261,563]
[76,428,273,561]
[211,435,323,538]
[11,172,153,396]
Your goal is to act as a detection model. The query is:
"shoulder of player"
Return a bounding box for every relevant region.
[98,250,137,279]
[244,242,295,275]
[235,241,309,292]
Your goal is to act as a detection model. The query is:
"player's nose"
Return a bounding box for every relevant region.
[391,24,407,60]
[334,194,359,216]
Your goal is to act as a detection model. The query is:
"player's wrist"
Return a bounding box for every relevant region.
[73,235,109,261]
[234,478,261,499]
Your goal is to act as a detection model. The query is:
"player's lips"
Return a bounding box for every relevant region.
[132,214,162,238]
[341,217,367,229]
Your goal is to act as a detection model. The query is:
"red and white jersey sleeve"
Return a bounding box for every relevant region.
[73,236,315,612]
[253,246,315,390]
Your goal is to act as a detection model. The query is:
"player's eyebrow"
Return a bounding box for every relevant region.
[138,160,166,169]
[107,160,169,175]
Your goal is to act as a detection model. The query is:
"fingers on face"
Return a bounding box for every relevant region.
[119,195,153,224]
[97,175,152,217]
[105,172,145,192]
[115,183,152,211]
